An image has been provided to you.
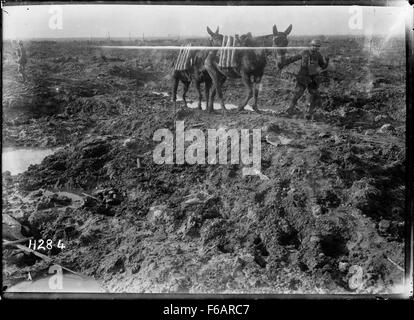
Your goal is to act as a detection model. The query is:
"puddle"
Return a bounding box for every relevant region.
[152,91,169,97]
[153,91,255,111]
[185,99,281,114]
[153,91,281,114]
[6,272,105,293]
[2,148,58,175]
[186,100,254,111]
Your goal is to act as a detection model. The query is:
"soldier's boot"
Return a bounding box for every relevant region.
[285,101,299,116]
[285,96,304,116]
[304,104,313,120]
[18,65,25,82]
[285,85,305,116]
[307,86,322,120]
[307,96,319,121]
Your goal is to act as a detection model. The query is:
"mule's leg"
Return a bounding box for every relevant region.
[205,75,218,113]
[205,80,211,112]
[208,88,216,113]
[215,75,227,113]
[238,73,253,112]
[206,73,226,113]
[206,79,216,113]
[252,75,263,113]
[307,82,321,121]
[182,80,190,108]
[172,73,179,105]
[195,80,202,110]
[204,53,226,113]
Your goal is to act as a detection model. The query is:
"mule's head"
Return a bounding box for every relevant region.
[206,26,224,47]
[238,32,254,46]
[272,24,292,61]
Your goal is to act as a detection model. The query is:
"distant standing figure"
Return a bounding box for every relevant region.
[16,41,27,82]
[278,39,329,118]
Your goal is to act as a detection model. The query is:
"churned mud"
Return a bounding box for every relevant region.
[2,36,406,294]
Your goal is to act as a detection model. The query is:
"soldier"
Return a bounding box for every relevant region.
[278,39,329,118]
[15,40,27,82]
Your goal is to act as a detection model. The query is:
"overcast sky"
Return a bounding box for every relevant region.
[2,4,410,39]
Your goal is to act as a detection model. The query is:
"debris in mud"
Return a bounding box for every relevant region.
[93,188,123,206]
[338,261,349,273]
[3,214,25,240]
[378,219,404,240]
[181,191,215,209]
[123,138,139,149]
[374,115,388,122]
[377,123,395,134]
[35,191,72,210]
[347,178,382,219]
[148,204,168,225]
[311,204,323,218]
[81,191,117,216]
[79,137,111,159]
[265,134,294,147]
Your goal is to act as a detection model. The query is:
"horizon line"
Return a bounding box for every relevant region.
[3,33,404,41]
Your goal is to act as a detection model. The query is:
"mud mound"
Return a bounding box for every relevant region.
[3,38,406,294]
[12,105,404,293]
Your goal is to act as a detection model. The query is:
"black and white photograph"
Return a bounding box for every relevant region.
[2,1,413,298]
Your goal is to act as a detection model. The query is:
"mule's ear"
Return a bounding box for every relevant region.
[215,26,220,34]
[273,25,278,35]
[207,26,214,36]
[284,24,292,35]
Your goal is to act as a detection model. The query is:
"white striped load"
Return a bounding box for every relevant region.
[218,35,237,68]
[173,43,192,71]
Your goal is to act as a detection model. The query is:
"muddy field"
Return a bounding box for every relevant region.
[2,35,406,294]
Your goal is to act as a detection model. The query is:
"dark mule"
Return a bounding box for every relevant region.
[272,24,292,71]
[204,24,292,113]
[171,27,221,110]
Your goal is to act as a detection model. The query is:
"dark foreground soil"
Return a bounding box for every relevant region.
[2,36,406,294]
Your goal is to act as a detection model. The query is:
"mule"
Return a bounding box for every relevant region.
[204,24,292,113]
[171,27,221,110]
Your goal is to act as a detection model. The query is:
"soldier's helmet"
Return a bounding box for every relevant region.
[310,39,322,47]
